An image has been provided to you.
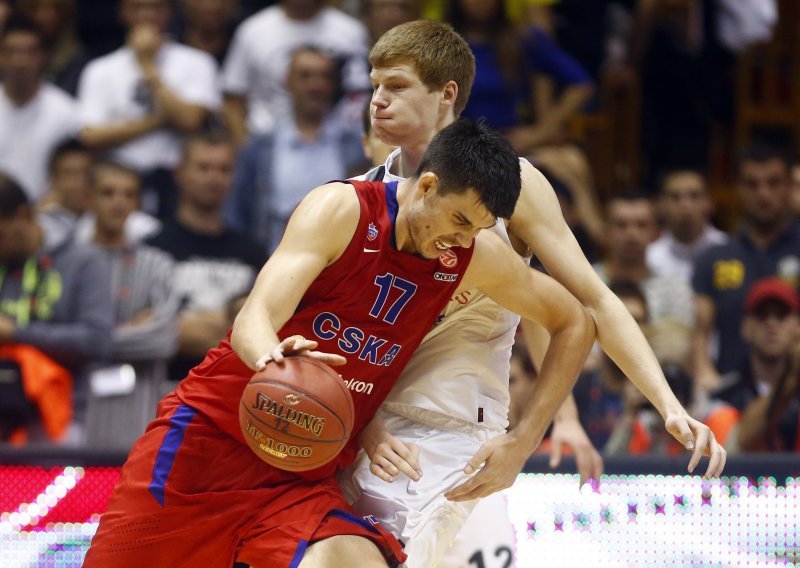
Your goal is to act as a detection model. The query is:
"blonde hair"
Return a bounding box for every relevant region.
[369,20,475,116]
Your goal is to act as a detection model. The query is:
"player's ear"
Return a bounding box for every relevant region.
[418,172,439,197]
[441,80,457,109]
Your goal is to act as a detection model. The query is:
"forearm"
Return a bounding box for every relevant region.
[80,115,163,149]
[222,95,249,146]
[734,396,771,451]
[230,298,282,370]
[534,85,593,141]
[142,66,207,132]
[514,315,595,450]
[595,292,685,418]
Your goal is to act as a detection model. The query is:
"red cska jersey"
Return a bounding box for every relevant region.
[175,180,474,476]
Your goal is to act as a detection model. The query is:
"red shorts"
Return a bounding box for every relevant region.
[84,393,405,568]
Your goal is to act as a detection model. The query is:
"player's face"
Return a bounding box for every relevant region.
[738,158,791,230]
[405,177,495,259]
[370,64,449,149]
[91,169,140,236]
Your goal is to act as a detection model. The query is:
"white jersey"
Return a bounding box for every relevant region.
[359,149,530,432]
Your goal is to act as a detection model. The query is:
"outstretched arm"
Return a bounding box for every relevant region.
[507,160,726,478]
[446,232,596,501]
[231,183,356,369]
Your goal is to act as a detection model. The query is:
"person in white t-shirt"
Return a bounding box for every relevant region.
[76,0,219,183]
[0,17,79,201]
[221,0,370,144]
[340,21,726,568]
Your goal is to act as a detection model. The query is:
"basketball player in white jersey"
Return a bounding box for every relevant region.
[341,21,726,568]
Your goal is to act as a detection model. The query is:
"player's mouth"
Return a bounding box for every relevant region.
[435,239,454,251]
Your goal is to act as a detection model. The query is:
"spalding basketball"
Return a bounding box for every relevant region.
[239,356,354,472]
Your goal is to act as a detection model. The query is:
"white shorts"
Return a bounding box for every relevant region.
[443,492,517,568]
[339,405,501,568]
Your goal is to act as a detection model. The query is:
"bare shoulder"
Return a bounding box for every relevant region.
[510,159,558,227]
[459,229,523,292]
[279,182,361,263]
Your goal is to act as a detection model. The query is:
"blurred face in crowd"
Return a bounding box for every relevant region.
[281,0,325,20]
[363,0,418,42]
[50,150,92,215]
[91,166,140,238]
[0,30,46,96]
[176,140,235,212]
[457,0,501,24]
[120,0,171,32]
[742,299,799,361]
[182,0,237,32]
[659,170,711,244]
[738,158,791,231]
[22,0,72,44]
[606,198,658,266]
[362,125,396,167]
[287,49,337,119]
[0,205,35,263]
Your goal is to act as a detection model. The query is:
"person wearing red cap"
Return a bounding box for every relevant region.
[703,277,800,450]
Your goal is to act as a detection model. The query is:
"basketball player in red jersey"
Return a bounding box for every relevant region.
[83,119,596,568]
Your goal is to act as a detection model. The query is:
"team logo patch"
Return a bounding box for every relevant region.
[283,393,302,406]
[439,249,458,268]
[434,272,458,282]
[367,223,379,241]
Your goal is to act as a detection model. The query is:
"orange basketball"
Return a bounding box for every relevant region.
[239,355,354,472]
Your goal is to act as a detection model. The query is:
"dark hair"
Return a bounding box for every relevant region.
[655,167,707,195]
[737,141,793,174]
[1,15,44,46]
[181,130,236,161]
[48,138,90,175]
[416,118,521,219]
[609,280,649,320]
[0,173,30,218]
[89,159,141,188]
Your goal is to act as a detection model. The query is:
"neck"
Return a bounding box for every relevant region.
[177,202,224,235]
[605,258,648,282]
[744,217,789,250]
[672,225,705,246]
[750,352,788,388]
[184,26,226,53]
[4,83,39,106]
[293,110,325,141]
[93,229,126,250]
[396,114,455,177]
[392,178,414,253]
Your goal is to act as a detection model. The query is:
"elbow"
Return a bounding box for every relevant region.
[173,108,208,133]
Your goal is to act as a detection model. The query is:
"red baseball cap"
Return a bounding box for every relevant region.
[745,277,799,313]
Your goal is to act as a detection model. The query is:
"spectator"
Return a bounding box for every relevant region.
[18,0,89,95]
[693,143,800,390]
[703,277,799,452]
[594,192,695,328]
[37,138,92,247]
[0,172,113,445]
[83,161,178,451]
[76,0,220,216]
[647,168,727,283]
[361,0,421,46]
[444,0,594,156]
[176,0,238,65]
[146,133,266,382]
[224,46,365,252]
[0,16,79,201]
[574,280,647,450]
[37,139,161,249]
[221,0,370,144]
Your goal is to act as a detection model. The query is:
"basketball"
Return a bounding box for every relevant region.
[238,355,354,472]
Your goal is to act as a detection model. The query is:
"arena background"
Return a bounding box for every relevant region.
[1,450,797,567]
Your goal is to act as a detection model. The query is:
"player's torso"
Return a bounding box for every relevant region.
[176,181,472,460]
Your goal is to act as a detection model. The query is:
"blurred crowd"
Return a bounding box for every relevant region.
[0,0,796,458]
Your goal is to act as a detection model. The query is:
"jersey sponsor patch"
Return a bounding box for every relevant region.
[439,249,458,268]
[434,272,458,282]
